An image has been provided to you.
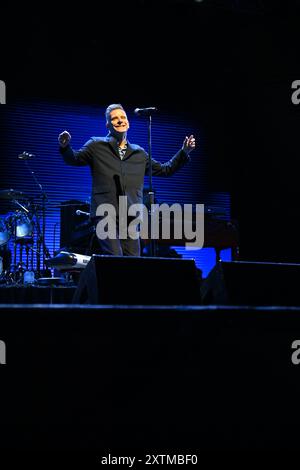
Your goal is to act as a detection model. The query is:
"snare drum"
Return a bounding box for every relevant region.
[0,218,10,246]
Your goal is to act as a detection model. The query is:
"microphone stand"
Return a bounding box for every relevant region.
[147,114,156,257]
[23,158,50,276]
[11,199,30,283]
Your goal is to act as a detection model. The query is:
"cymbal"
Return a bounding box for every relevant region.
[33,202,89,208]
[0,189,28,200]
[47,203,89,208]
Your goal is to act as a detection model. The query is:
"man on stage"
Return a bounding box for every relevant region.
[59,103,195,256]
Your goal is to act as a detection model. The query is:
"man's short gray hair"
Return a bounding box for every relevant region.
[105,103,125,122]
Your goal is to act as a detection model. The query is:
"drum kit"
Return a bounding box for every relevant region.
[1,149,92,286]
[0,188,50,284]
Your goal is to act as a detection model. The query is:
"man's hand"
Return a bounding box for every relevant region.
[58,130,71,148]
[182,135,196,155]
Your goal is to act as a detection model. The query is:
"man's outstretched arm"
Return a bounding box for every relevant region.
[145,134,196,177]
[58,130,93,166]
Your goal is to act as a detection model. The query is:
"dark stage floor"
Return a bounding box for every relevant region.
[1,303,300,451]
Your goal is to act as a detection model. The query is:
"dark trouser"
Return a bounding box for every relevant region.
[97,237,140,256]
[93,214,141,257]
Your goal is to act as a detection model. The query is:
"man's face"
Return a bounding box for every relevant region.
[106,108,130,136]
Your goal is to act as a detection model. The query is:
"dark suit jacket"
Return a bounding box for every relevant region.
[60,135,190,217]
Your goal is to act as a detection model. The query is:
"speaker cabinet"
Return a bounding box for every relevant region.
[73,255,202,305]
[60,199,90,249]
[201,260,300,306]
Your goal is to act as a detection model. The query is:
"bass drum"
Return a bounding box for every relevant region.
[0,218,10,246]
[0,245,12,278]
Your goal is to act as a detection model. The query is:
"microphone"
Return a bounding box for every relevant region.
[76,209,90,217]
[134,107,158,116]
[18,151,35,160]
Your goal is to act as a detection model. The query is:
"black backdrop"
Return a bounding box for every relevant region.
[3,0,300,454]
[2,0,300,263]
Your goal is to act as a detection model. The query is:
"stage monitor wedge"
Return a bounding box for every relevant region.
[201,260,300,306]
[73,255,202,305]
